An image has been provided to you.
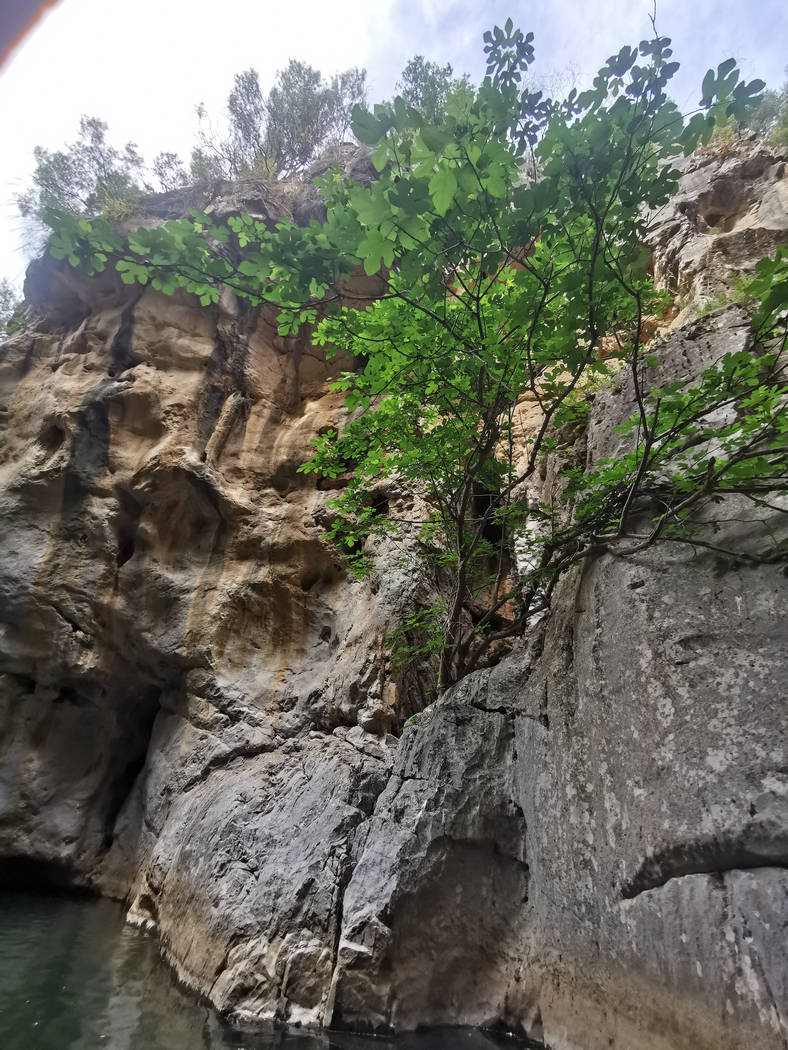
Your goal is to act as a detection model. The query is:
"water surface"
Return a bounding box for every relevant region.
[0,891,536,1050]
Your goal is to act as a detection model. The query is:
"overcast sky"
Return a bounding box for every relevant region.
[1,0,786,287]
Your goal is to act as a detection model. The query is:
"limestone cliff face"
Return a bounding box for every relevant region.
[0,143,786,1049]
[0,160,429,1026]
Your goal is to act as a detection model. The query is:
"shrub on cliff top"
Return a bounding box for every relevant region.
[45,20,787,692]
[16,115,148,248]
[189,61,368,180]
[0,278,21,333]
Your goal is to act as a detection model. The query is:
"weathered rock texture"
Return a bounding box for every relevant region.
[0,143,786,1049]
[336,304,788,1050]
[0,158,430,1026]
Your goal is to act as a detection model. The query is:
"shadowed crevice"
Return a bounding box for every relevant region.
[622,838,788,899]
[108,296,141,376]
[60,394,110,524]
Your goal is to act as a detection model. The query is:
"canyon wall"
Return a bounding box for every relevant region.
[0,143,786,1050]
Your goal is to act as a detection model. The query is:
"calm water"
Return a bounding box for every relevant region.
[0,891,535,1050]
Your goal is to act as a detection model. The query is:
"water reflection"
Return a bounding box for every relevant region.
[0,892,537,1050]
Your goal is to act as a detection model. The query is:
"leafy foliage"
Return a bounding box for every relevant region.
[16,114,193,246]
[190,61,367,179]
[151,151,189,193]
[45,23,786,694]
[18,116,146,226]
[229,69,267,167]
[0,279,21,333]
[19,57,365,236]
[738,72,788,146]
[266,62,367,172]
[396,56,472,124]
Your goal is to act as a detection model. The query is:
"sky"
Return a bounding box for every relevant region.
[1,0,786,287]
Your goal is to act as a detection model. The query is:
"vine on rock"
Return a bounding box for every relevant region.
[46,21,787,692]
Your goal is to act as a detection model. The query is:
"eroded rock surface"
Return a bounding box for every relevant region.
[647,141,788,314]
[0,169,429,1026]
[337,306,788,1050]
[0,145,786,1048]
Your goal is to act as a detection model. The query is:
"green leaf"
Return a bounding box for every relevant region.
[352,105,384,145]
[701,67,715,104]
[483,165,507,198]
[420,125,453,152]
[358,230,395,275]
[372,144,389,172]
[429,165,458,215]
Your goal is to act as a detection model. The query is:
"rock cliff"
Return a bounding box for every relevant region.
[0,143,786,1050]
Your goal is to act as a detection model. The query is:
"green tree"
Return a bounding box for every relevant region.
[740,73,788,145]
[18,117,191,237]
[229,68,266,169]
[190,81,263,182]
[396,55,472,123]
[18,116,145,223]
[152,151,189,192]
[190,61,367,180]
[0,279,21,332]
[46,22,786,693]
[189,106,228,184]
[265,60,367,172]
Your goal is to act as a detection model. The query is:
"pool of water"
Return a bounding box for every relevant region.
[0,891,536,1050]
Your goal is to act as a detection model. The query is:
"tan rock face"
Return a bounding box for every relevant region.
[0,144,786,1046]
[646,142,788,316]
[0,178,429,1024]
